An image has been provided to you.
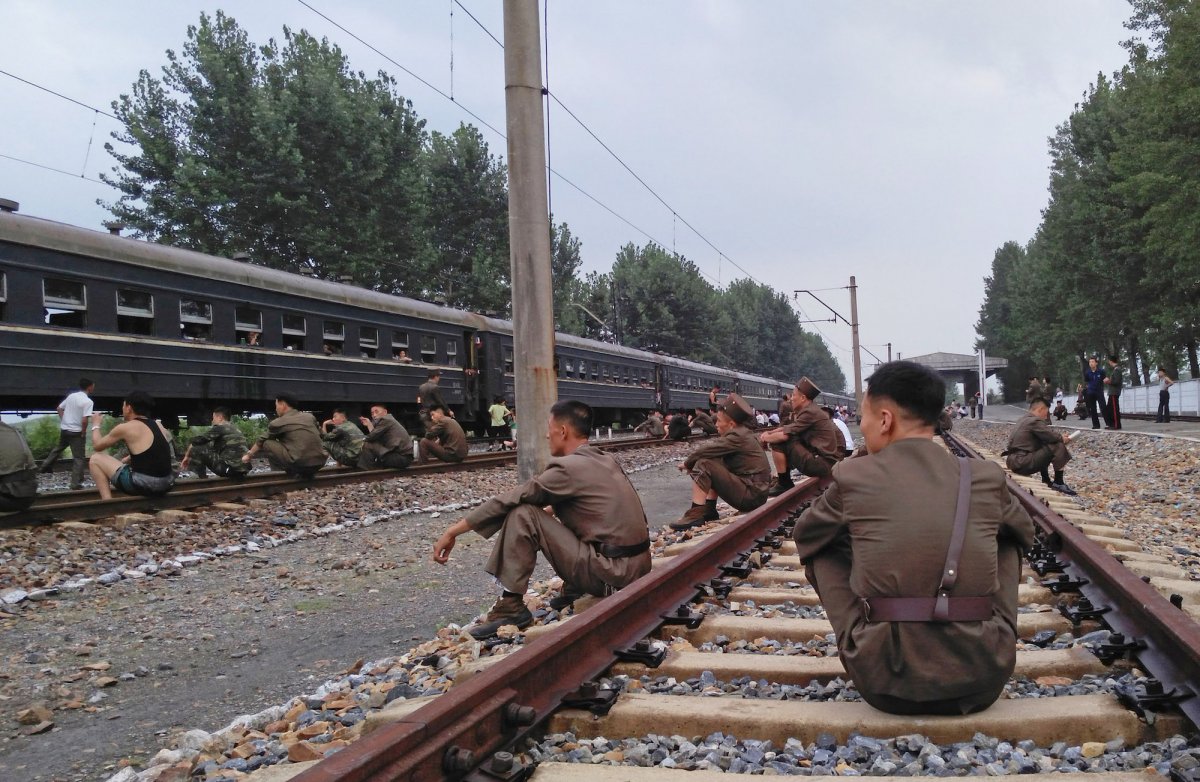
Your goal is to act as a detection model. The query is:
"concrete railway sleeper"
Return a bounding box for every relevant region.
[253,437,1200,782]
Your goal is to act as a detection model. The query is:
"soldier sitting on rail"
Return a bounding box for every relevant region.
[88,391,176,499]
[431,400,652,638]
[665,411,691,441]
[632,410,665,438]
[794,361,1035,716]
[690,407,718,436]
[1002,398,1077,496]
[0,422,38,512]
[671,394,771,530]
[242,394,327,479]
[358,403,414,470]
[419,406,468,463]
[758,377,843,496]
[321,408,365,468]
[180,407,250,479]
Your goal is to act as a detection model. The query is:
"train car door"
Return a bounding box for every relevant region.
[461,329,480,421]
[655,364,668,411]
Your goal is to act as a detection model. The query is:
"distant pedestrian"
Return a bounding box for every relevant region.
[968,393,977,419]
[321,408,365,468]
[39,378,94,490]
[180,407,250,478]
[0,422,38,512]
[1156,367,1175,423]
[1104,355,1123,430]
[974,391,984,420]
[487,396,511,451]
[420,406,468,463]
[88,391,176,499]
[359,404,413,469]
[1083,357,1106,429]
[243,394,327,478]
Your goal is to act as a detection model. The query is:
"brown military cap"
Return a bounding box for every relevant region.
[718,393,753,425]
[795,376,821,400]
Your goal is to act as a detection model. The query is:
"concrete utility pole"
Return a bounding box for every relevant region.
[503,0,556,478]
[849,276,863,413]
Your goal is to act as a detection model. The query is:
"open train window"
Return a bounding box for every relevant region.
[44,278,87,329]
[564,357,575,377]
[446,339,459,366]
[590,362,600,381]
[502,345,514,373]
[235,306,263,345]
[391,331,411,361]
[179,299,212,341]
[282,313,306,350]
[322,321,344,356]
[116,289,154,336]
[420,334,437,363]
[359,326,378,358]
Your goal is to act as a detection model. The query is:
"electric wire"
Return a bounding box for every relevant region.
[453,0,503,49]
[0,152,107,185]
[0,68,120,121]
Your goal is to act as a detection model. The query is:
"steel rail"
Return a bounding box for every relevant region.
[291,477,830,782]
[2,436,681,527]
[945,431,1200,727]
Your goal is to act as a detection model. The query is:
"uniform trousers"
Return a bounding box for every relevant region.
[1157,389,1171,423]
[803,537,1014,716]
[420,440,463,463]
[690,458,768,512]
[358,444,412,470]
[261,440,325,478]
[484,505,651,596]
[41,429,86,488]
[1006,440,1070,476]
[1107,393,1122,429]
[773,441,833,478]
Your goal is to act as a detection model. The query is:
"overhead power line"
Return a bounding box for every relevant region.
[0,152,107,185]
[0,68,120,121]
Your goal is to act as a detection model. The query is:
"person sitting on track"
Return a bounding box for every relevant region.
[1002,398,1077,495]
[689,407,718,436]
[632,410,665,438]
[794,361,1035,716]
[665,411,691,441]
[671,394,771,530]
[0,421,38,512]
[758,377,843,496]
[242,394,327,479]
[431,400,651,638]
[321,408,365,468]
[87,391,176,500]
[180,406,250,479]
[824,405,855,458]
[419,406,468,463]
[358,403,414,470]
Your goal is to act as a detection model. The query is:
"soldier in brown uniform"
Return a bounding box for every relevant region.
[420,406,468,463]
[690,408,718,436]
[1002,399,1076,495]
[358,404,414,470]
[431,401,651,638]
[242,394,327,479]
[633,411,665,438]
[758,377,842,496]
[671,394,771,530]
[794,361,1035,715]
[417,370,448,421]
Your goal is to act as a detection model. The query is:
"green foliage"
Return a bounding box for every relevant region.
[976,3,1200,397]
[16,416,63,460]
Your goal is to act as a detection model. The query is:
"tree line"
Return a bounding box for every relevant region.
[976,0,1199,399]
[102,11,845,392]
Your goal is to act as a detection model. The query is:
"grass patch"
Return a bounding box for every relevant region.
[294,598,334,613]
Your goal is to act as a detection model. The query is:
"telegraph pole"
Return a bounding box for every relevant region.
[503,0,555,478]
[849,276,863,413]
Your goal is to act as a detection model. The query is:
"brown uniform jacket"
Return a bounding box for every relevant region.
[466,444,649,546]
[781,402,842,461]
[365,414,412,455]
[684,425,771,485]
[427,417,468,459]
[634,416,665,437]
[691,411,717,435]
[793,438,1035,705]
[259,409,326,469]
[417,381,447,411]
[1004,414,1064,473]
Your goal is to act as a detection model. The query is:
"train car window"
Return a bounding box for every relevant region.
[235,306,263,344]
[590,362,600,381]
[180,299,213,341]
[43,278,87,328]
[0,271,6,320]
[446,338,459,366]
[281,313,307,351]
[564,357,575,377]
[420,334,437,363]
[502,345,514,373]
[322,321,344,355]
[116,289,154,336]
[359,326,378,358]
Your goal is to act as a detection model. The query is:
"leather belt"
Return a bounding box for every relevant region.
[594,540,650,558]
[861,595,993,623]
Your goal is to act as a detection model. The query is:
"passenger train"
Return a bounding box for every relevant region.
[0,206,853,430]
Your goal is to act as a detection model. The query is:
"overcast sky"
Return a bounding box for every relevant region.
[1,1,1136,390]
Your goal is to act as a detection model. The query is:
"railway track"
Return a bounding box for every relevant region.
[273,430,1200,782]
[2,435,677,528]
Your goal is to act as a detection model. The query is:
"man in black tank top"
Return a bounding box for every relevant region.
[88,391,176,499]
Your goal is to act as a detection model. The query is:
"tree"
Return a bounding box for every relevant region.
[550,219,586,333]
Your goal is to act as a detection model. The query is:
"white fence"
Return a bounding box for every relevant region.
[1120,378,1200,417]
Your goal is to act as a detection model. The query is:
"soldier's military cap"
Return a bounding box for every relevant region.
[795,376,821,400]
[718,393,753,425]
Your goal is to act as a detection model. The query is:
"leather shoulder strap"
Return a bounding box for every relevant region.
[933,456,972,621]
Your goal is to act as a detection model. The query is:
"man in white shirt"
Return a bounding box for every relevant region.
[824,405,855,458]
[39,378,94,490]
